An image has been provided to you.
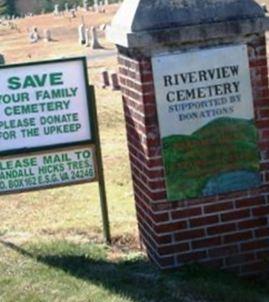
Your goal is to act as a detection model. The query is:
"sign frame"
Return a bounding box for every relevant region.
[0,144,98,196]
[152,44,261,201]
[0,56,96,156]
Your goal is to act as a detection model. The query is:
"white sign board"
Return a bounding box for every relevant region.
[152,44,254,137]
[152,45,260,201]
[0,147,96,194]
[0,58,92,153]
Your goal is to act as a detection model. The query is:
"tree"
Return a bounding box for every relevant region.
[0,0,8,15]
[0,0,16,15]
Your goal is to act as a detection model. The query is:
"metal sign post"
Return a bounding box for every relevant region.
[89,86,111,244]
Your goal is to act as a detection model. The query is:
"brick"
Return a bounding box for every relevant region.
[207,223,236,235]
[157,256,176,268]
[238,217,267,230]
[218,190,245,201]
[249,58,268,68]
[254,97,269,107]
[208,245,239,258]
[192,237,221,249]
[255,227,269,238]
[252,205,269,216]
[171,207,202,220]
[140,60,152,72]
[141,73,153,83]
[139,227,157,251]
[153,234,173,245]
[221,209,250,222]
[154,220,187,234]
[259,141,269,152]
[223,231,253,244]
[256,249,269,260]
[204,201,234,213]
[174,229,205,241]
[241,239,269,251]
[235,196,265,208]
[177,251,207,263]
[158,242,189,256]
[256,119,269,129]
[190,215,219,227]
[152,212,170,223]
[225,253,255,266]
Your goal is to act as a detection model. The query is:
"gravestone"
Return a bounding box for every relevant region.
[53,4,59,16]
[65,2,69,13]
[0,54,5,65]
[100,69,110,88]
[29,27,39,43]
[108,0,269,276]
[94,0,99,11]
[78,24,86,45]
[85,28,90,47]
[70,9,76,18]
[109,72,120,90]
[90,26,103,49]
[43,29,52,42]
[83,0,89,11]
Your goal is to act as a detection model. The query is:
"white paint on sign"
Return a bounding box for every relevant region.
[0,59,92,152]
[152,44,254,137]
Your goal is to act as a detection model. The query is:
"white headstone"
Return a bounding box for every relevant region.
[44,29,52,42]
[78,24,86,45]
[54,4,59,16]
[90,26,103,49]
[85,28,90,47]
[83,0,89,11]
[65,2,69,13]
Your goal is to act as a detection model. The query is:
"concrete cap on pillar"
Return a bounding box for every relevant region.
[107,0,269,48]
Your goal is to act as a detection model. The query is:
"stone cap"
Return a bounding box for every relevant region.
[107,0,269,48]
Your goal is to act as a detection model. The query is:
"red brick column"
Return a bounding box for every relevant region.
[118,34,269,276]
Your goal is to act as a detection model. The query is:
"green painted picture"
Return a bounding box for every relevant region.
[162,117,260,200]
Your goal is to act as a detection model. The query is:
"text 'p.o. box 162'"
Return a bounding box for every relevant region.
[0,146,96,194]
[152,44,261,201]
[0,57,93,153]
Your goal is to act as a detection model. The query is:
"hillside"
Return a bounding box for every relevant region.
[162,117,261,200]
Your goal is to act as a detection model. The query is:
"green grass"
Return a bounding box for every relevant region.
[163,117,260,200]
[0,240,269,302]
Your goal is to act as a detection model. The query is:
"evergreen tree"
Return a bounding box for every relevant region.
[0,0,8,15]
[0,0,16,15]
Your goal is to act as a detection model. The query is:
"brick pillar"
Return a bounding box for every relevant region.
[108,0,269,276]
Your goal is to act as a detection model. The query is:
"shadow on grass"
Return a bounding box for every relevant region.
[0,240,268,302]
[0,240,186,302]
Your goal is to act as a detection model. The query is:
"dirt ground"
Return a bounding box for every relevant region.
[0,4,119,65]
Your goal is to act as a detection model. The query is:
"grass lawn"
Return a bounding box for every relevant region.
[0,240,269,302]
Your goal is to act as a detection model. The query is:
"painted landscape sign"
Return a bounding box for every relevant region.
[152,45,261,201]
[0,57,93,153]
[0,146,96,194]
